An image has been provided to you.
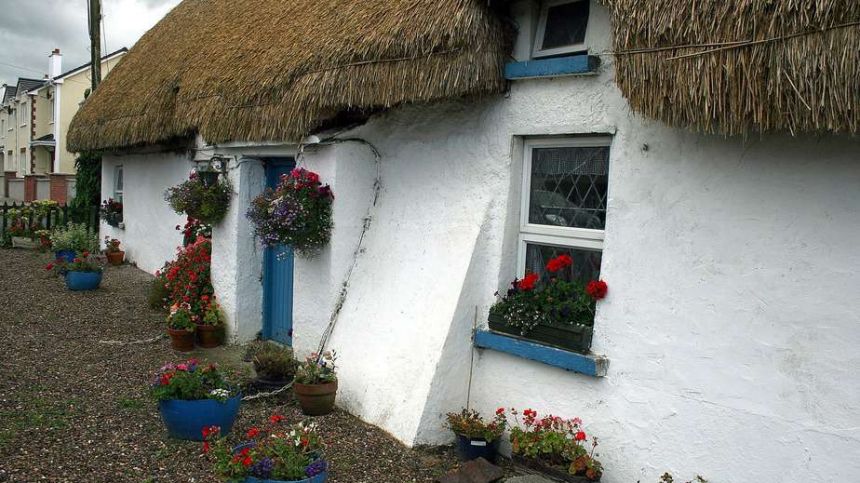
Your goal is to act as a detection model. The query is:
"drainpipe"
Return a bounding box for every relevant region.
[48,49,63,173]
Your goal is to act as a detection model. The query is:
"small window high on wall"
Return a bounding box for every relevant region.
[114,165,124,203]
[518,136,609,283]
[533,0,590,58]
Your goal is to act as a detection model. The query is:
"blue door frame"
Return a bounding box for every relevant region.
[262,158,296,345]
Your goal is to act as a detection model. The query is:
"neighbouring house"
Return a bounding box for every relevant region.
[68,1,860,482]
[1,48,127,202]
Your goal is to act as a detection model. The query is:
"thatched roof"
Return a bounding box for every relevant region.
[68,0,509,152]
[605,0,859,136]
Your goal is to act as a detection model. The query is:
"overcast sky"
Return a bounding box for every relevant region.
[0,0,180,87]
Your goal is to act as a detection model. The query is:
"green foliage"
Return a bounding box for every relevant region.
[150,360,233,401]
[294,350,337,385]
[249,341,297,381]
[48,223,99,253]
[148,275,170,311]
[167,305,196,331]
[445,408,507,442]
[164,173,232,225]
[70,152,101,223]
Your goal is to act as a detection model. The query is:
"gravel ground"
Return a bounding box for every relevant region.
[0,248,458,483]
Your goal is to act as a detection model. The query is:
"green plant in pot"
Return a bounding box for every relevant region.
[249,341,297,388]
[293,351,337,416]
[195,297,224,349]
[446,408,507,463]
[167,303,197,352]
[165,172,232,226]
[50,222,99,261]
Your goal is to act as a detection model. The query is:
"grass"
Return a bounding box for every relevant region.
[0,396,78,450]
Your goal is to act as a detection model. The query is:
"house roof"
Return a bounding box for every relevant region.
[68,0,510,152]
[54,48,128,82]
[16,78,46,97]
[2,85,16,104]
[605,0,859,136]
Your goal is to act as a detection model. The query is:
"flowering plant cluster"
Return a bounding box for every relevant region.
[49,222,99,253]
[150,359,234,401]
[509,408,602,481]
[176,216,211,247]
[247,168,334,256]
[205,416,327,481]
[6,201,58,240]
[46,251,105,275]
[103,237,122,253]
[165,172,232,226]
[446,407,508,442]
[167,302,196,331]
[294,351,337,385]
[100,198,123,226]
[155,236,214,319]
[490,254,608,334]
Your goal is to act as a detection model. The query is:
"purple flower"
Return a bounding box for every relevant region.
[305,459,327,477]
[250,457,274,479]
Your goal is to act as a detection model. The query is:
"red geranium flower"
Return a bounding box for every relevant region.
[269,414,286,424]
[546,254,573,273]
[202,441,210,453]
[517,273,539,291]
[585,280,608,300]
[45,263,54,271]
[246,427,260,439]
[575,430,587,441]
[496,407,505,415]
[242,456,253,467]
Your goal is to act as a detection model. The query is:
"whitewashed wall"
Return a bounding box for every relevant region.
[100,151,190,273]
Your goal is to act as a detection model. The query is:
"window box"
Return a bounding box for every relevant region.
[487,313,593,353]
[512,454,597,482]
[104,212,123,228]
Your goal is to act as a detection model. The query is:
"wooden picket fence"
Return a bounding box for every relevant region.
[0,202,99,240]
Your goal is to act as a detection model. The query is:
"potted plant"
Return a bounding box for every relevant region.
[103,236,125,265]
[7,207,38,249]
[247,168,334,256]
[197,297,225,349]
[489,254,608,353]
[445,408,507,463]
[167,303,197,352]
[151,359,241,441]
[204,417,328,482]
[47,251,106,290]
[509,409,603,482]
[293,351,337,416]
[248,341,297,388]
[165,172,232,226]
[50,223,99,263]
[35,229,52,250]
[100,198,123,227]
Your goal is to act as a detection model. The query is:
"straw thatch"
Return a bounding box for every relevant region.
[68,0,509,152]
[604,0,860,136]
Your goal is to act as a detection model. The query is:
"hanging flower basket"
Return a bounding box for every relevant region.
[165,172,232,226]
[247,168,334,256]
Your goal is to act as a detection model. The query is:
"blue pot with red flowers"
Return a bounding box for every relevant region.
[446,408,507,463]
[55,249,76,263]
[65,270,103,291]
[151,360,241,441]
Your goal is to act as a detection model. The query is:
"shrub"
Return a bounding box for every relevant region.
[148,275,170,310]
[150,359,234,401]
[165,173,232,225]
[509,409,603,481]
[49,223,99,253]
[294,350,336,385]
[247,168,333,256]
[446,408,507,442]
[70,152,101,223]
[157,236,213,316]
[249,341,297,381]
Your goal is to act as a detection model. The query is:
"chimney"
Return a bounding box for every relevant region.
[48,48,62,79]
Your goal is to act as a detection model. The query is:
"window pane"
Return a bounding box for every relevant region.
[542,1,589,50]
[528,144,609,230]
[115,167,123,191]
[525,243,601,283]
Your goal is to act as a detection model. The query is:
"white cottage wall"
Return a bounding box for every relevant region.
[100,152,190,273]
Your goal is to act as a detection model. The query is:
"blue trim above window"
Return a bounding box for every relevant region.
[474,330,608,377]
[504,55,600,80]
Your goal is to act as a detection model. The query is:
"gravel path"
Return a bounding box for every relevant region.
[0,248,456,482]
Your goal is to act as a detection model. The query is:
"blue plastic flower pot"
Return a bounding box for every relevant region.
[455,434,501,463]
[64,270,103,291]
[244,472,327,483]
[55,249,76,263]
[158,395,241,441]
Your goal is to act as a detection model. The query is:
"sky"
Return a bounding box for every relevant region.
[0,0,180,88]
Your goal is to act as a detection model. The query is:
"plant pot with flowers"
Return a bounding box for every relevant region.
[446,408,507,463]
[103,236,125,265]
[509,409,603,482]
[7,207,37,249]
[204,416,328,483]
[167,303,197,352]
[196,298,225,349]
[46,251,105,290]
[50,222,99,263]
[100,198,124,228]
[151,359,241,441]
[293,351,337,416]
[165,172,232,226]
[489,254,608,353]
[247,168,334,257]
[248,341,297,388]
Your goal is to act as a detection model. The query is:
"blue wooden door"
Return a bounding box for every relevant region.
[262,158,296,345]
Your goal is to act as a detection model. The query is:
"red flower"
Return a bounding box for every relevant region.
[546,254,573,273]
[242,456,253,467]
[585,280,608,300]
[517,273,539,291]
[246,427,260,439]
[495,407,505,416]
[269,414,286,424]
[575,431,587,441]
[202,441,210,453]
[73,258,82,263]
[160,372,174,386]
[240,447,250,457]
[201,425,219,439]
[45,263,54,271]
[82,251,90,258]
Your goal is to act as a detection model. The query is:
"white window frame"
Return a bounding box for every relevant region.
[114,165,124,202]
[532,0,590,59]
[18,103,26,127]
[517,136,610,276]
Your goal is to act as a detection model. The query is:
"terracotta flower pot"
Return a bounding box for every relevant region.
[106,250,125,266]
[168,327,195,352]
[293,380,338,416]
[196,324,222,348]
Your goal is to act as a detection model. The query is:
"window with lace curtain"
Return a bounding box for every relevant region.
[518,136,610,284]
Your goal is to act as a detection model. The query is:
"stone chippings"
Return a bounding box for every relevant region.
[0,249,459,482]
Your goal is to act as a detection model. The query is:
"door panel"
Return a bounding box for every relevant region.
[262,158,296,345]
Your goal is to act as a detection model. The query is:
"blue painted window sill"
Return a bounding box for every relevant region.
[504,55,600,80]
[474,330,608,377]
